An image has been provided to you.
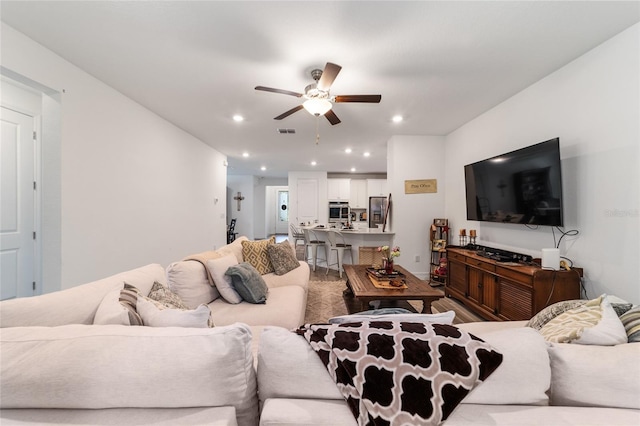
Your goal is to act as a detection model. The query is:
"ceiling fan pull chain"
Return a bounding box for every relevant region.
[315,116,320,145]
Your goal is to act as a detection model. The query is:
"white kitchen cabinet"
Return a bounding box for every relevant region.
[349,179,367,208]
[327,179,351,201]
[367,179,388,197]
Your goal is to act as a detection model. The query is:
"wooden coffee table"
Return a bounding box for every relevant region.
[343,264,444,313]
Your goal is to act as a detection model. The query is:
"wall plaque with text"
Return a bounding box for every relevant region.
[404,179,437,194]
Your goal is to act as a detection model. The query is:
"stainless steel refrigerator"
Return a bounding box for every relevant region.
[368,197,388,228]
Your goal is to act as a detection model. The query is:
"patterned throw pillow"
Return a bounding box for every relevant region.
[242,237,276,275]
[526,299,587,330]
[119,283,143,326]
[144,281,214,327]
[267,241,300,275]
[539,296,627,345]
[297,321,503,425]
[620,305,640,342]
[147,281,190,310]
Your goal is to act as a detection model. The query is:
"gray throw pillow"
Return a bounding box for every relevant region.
[225,262,268,304]
[267,241,300,275]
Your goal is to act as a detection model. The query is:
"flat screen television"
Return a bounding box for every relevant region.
[464,138,564,226]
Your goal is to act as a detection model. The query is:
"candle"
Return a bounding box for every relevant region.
[460,229,466,236]
[470,229,477,237]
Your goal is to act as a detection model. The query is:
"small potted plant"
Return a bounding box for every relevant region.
[378,245,401,274]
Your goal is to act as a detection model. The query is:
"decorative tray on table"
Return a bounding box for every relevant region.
[366,268,407,289]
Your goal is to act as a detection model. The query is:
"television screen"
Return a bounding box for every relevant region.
[464,138,564,226]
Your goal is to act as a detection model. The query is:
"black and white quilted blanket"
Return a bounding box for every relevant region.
[296,321,502,426]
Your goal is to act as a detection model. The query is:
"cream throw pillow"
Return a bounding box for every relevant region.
[206,255,242,304]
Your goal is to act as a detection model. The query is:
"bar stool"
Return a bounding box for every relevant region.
[326,230,353,278]
[304,228,327,272]
[289,223,306,248]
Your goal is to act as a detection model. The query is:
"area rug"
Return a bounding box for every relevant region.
[304,279,349,324]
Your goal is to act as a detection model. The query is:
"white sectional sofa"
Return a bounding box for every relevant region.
[0,237,310,426]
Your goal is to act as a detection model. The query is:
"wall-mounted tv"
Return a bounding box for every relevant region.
[464,138,564,226]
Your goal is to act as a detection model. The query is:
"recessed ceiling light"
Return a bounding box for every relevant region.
[242,152,249,158]
[392,115,403,123]
[260,166,266,171]
[233,115,244,122]
[350,167,356,172]
[345,148,352,154]
[363,152,371,157]
[311,161,317,166]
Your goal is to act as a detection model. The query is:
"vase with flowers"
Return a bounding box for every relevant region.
[378,245,401,274]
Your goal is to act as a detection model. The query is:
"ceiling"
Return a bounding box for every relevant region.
[2,1,639,178]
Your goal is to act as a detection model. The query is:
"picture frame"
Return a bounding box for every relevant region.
[432,239,447,251]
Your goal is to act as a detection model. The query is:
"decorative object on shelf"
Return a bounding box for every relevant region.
[378,245,400,274]
[469,229,477,245]
[459,228,468,246]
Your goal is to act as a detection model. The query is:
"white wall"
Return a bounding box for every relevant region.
[227,175,255,240]
[387,135,446,279]
[287,171,329,238]
[1,23,228,289]
[444,23,640,303]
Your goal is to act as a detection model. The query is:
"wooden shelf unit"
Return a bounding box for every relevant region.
[446,247,582,321]
[429,219,449,286]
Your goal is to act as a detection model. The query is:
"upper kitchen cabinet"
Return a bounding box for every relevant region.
[350,179,368,208]
[367,179,388,197]
[327,178,351,201]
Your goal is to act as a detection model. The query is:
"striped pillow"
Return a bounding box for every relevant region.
[241,237,276,275]
[119,283,143,326]
[620,306,640,343]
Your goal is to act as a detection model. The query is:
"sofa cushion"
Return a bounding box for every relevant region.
[225,263,269,304]
[548,342,640,409]
[257,326,345,403]
[462,327,550,405]
[539,296,627,345]
[261,260,310,291]
[166,261,220,308]
[242,237,276,275]
[206,255,242,304]
[93,284,143,326]
[217,236,248,263]
[620,305,640,342]
[210,286,305,329]
[267,241,300,276]
[136,297,212,328]
[0,264,165,327]
[0,324,259,426]
[0,406,239,426]
[260,398,357,426]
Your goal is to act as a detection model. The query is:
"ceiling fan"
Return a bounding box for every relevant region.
[255,62,382,125]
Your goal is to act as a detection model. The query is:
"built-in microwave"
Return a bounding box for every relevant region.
[329,202,350,222]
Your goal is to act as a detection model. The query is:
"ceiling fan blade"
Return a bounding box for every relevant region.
[325,109,341,125]
[274,105,304,120]
[317,62,342,91]
[255,86,303,97]
[334,94,382,103]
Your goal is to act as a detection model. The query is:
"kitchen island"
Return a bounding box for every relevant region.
[302,225,395,267]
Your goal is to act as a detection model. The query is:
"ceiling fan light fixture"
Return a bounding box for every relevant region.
[303,98,332,116]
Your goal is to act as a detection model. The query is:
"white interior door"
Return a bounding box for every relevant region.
[1,107,36,300]
[275,189,289,234]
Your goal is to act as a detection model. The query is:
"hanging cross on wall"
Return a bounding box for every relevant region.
[233,192,245,211]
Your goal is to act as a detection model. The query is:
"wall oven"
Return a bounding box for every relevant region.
[329,202,350,222]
